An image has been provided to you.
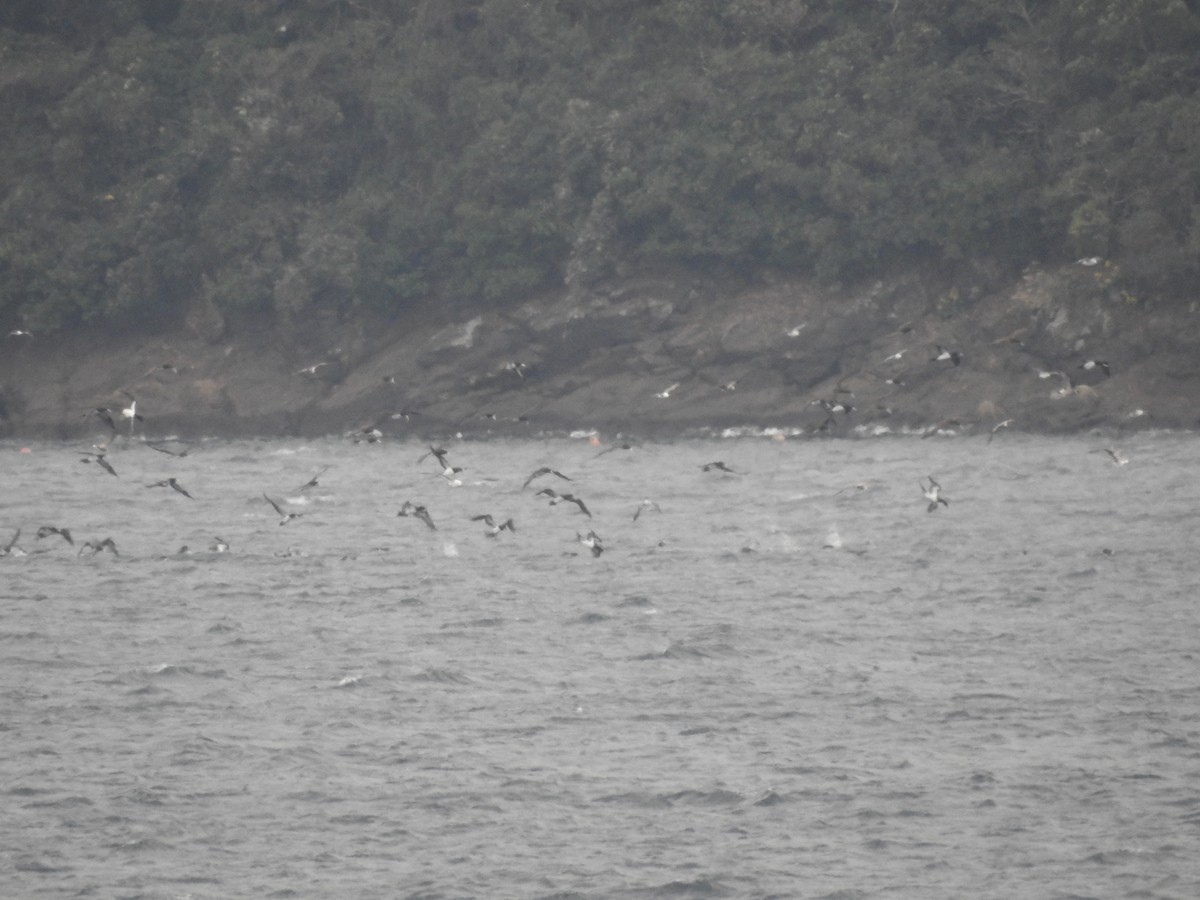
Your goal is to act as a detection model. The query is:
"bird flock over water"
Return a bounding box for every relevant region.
[0,422,1138,562]
[1,336,1137,563]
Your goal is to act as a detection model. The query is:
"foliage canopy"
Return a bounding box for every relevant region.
[1,0,1198,332]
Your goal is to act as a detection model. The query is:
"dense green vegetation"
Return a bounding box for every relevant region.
[1,0,1198,333]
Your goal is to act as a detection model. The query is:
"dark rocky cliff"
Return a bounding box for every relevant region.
[2,266,1197,442]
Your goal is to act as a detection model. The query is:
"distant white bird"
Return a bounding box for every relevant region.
[655,383,680,399]
[931,345,962,366]
[118,391,143,434]
[1076,257,1101,266]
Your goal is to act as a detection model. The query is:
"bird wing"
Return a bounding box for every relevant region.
[263,494,286,516]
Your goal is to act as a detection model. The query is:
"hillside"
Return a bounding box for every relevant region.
[1,2,1198,439]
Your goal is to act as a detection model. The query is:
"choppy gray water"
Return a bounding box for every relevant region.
[2,433,1199,899]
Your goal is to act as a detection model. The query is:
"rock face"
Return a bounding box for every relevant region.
[1,266,1196,440]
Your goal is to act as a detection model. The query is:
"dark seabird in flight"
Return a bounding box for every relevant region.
[1,528,24,557]
[987,419,1014,444]
[576,530,604,557]
[536,488,592,518]
[148,477,194,499]
[931,345,963,366]
[633,499,661,522]
[149,442,191,457]
[522,467,572,490]
[418,445,450,465]
[471,514,516,537]
[297,465,331,492]
[595,442,636,458]
[79,537,119,557]
[1091,447,1129,466]
[701,461,738,474]
[1079,359,1112,377]
[36,525,74,546]
[88,407,119,434]
[398,501,437,530]
[263,493,303,524]
[81,451,119,477]
[921,476,950,512]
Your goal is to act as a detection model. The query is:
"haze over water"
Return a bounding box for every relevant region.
[2,432,1198,899]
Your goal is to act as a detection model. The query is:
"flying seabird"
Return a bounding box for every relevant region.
[655,383,681,399]
[147,477,194,499]
[1092,447,1129,466]
[595,442,636,457]
[148,442,191,457]
[868,370,906,386]
[36,525,74,546]
[818,398,853,416]
[1079,359,1112,377]
[921,476,950,512]
[397,501,437,530]
[263,493,303,524]
[536,488,592,517]
[1,528,24,557]
[8,329,33,338]
[576,530,604,557]
[931,345,963,366]
[210,537,230,552]
[297,466,331,492]
[522,467,572,490]
[88,407,119,434]
[79,537,119,557]
[1076,257,1101,266]
[118,391,143,434]
[987,419,1014,443]
[81,451,118,477]
[505,361,529,378]
[418,445,450,465]
[633,499,661,522]
[296,362,331,376]
[700,461,738,474]
[471,514,516,537]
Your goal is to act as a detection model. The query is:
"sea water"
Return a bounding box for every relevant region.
[2,433,1198,899]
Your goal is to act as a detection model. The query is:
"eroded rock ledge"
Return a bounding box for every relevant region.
[2,267,1197,441]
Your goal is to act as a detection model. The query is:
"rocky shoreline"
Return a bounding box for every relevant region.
[2,266,1197,442]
